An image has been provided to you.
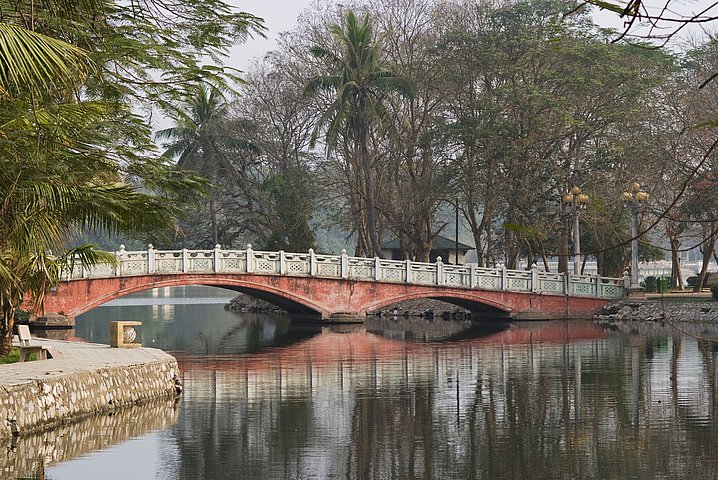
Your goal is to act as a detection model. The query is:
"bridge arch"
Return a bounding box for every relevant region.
[55,276,329,319]
[362,291,514,317]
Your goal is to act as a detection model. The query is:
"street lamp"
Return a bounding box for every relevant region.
[563,186,589,275]
[622,182,649,293]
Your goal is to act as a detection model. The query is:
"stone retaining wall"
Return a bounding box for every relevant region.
[596,301,718,323]
[1,397,179,478]
[0,359,180,439]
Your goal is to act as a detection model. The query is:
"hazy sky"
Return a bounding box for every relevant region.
[230,0,315,70]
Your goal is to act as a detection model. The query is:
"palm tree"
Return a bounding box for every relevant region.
[303,10,413,257]
[0,21,174,355]
[156,84,260,246]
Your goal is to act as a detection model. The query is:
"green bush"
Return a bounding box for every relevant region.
[711,283,718,301]
[643,276,657,293]
[686,276,699,288]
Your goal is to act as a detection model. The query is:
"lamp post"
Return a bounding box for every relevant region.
[622,182,649,292]
[563,186,589,275]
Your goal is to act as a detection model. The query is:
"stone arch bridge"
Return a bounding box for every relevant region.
[42,245,626,322]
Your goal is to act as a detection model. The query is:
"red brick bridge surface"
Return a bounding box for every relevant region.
[43,273,612,322]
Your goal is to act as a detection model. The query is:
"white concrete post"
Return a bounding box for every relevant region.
[531,263,539,292]
[374,256,381,281]
[279,250,287,275]
[436,257,444,285]
[469,264,476,288]
[308,248,316,276]
[595,274,602,298]
[340,249,349,278]
[182,248,189,273]
[214,244,221,272]
[563,272,570,295]
[115,245,125,276]
[501,264,508,291]
[405,259,412,283]
[147,244,155,274]
[246,243,254,273]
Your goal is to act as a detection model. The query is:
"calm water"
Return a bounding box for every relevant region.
[10,286,718,479]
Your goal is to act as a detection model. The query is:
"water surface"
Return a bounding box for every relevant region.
[21,287,718,479]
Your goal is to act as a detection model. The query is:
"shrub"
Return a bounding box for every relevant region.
[686,276,699,288]
[643,276,657,292]
[711,283,718,301]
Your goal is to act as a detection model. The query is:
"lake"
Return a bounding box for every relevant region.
[16,286,718,479]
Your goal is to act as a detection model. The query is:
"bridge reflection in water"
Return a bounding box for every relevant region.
[39,291,718,479]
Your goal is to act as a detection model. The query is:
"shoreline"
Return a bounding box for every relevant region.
[0,338,181,439]
[595,297,718,323]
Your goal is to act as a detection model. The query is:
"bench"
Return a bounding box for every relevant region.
[17,325,50,361]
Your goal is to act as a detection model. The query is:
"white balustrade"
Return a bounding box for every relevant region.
[58,246,626,299]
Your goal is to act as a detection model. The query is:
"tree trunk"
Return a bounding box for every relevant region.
[669,236,683,290]
[695,221,717,292]
[0,311,15,357]
[357,113,383,258]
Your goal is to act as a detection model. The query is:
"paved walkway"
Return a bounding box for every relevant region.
[0,338,175,387]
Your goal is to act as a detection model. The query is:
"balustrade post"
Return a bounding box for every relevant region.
[279,250,287,275]
[596,274,602,298]
[147,244,155,274]
[214,244,221,273]
[531,263,539,292]
[81,262,88,279]
[436,257,444,285]
[622,271,631,295]
[308,248,316,276]
[469,264,476,288]
[405,259,412,283]
[374,257,381,281]
[501,264,508,291]
[246,244,255,273]
[563,272,570,295]
[115,245,126,277]
[340,249,349,278]
[182,248,189,273]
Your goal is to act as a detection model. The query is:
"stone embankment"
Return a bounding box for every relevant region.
[1,396,179,478]
[0,339,181,439]
[595,300,718,323]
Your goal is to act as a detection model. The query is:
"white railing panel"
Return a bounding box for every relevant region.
[537,272,565,295]
[348,257,374,280]
[253,251,280,274]
[505,271,531,292]
[443,265,471,287]
[121,252,149,276]
[285,253,310,276]
[314,254,341,278]
[378,259,406,282]
[154,250,183,273]
[219,250,247,273]
[570,275,597,297]
[409,262,436,285]
[475,268,501,290]
[186,251,215,273]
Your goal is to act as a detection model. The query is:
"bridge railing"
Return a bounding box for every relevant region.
[60,244,627,300]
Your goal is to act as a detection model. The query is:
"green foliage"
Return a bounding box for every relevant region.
[643,276,657,293]
[711,283,718,301]
[0,347,21,364]
[0,0,264,354]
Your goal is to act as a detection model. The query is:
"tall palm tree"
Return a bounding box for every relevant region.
[303,10,413,257]
[157,85,260,246]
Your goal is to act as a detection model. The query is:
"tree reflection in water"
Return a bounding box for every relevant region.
[170,320,718,480]
[58,297,718,479]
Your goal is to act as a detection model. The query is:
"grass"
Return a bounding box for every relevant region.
[0,347,21,364]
